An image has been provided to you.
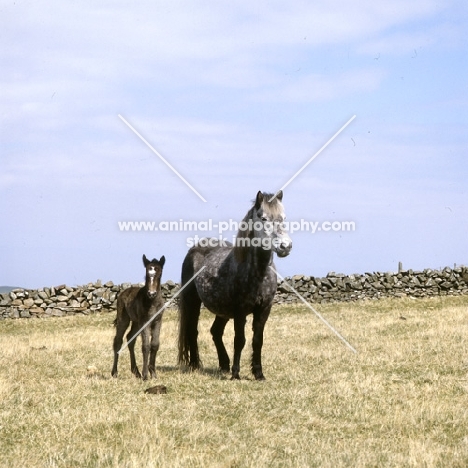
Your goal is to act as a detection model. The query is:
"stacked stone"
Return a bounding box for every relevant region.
[161,280,180,302]
[0,280,180,319]
[274,266,468,304]
[1,266,467,319]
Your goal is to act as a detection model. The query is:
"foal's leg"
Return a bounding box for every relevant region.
[111,309,130,377]
[251,307,271,381]
[148,318,162,379]
[127,322,141,378]
[231,314,247,380]
[210,316,230,372]
[140,325,151,381]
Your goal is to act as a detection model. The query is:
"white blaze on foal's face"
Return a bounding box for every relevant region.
[147,266,158,297]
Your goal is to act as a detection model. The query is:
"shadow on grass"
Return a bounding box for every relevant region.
[175,364,231,380]
[175,365,262,381]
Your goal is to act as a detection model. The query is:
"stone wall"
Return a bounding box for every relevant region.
[1,266,467,319]
[0,280,179,319]
[275,266,468,304]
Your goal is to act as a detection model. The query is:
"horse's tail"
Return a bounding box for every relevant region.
[177,287,192,366]
[178,252,202,369]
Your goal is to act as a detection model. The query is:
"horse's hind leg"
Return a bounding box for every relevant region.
[210,316,230,372]
[127,322,142,378]
[111,307,130,377]
[187,303,201,370]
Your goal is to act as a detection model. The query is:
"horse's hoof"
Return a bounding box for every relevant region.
[230,375,241,380]
[255,375,266,381]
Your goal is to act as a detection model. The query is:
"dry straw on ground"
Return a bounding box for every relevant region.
[0,296,467,467]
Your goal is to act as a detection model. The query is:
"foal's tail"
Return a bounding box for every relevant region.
[177,253,202,369]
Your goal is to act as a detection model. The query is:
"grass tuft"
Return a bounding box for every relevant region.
[0,296,467,467]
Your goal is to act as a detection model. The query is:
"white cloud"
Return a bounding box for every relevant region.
[356,22,461,57]
[2,0,449,82]
[2,0,466,287]
[254,68,386,102]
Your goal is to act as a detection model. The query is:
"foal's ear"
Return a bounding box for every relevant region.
[254,191,264,209]
[143,254,150,267]
[159,256,166,268]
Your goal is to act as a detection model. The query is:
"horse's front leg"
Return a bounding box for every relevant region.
[210,315,230,372]
[141,325,151,381]
[148,318,162,379]
[231,314,247,380]
[251,307,271,381]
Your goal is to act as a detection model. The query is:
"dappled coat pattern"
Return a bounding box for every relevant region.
[178,191,292,380]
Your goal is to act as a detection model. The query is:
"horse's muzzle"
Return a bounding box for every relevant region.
[275,239,292,258]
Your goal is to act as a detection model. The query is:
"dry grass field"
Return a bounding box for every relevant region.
[0,296,467,467]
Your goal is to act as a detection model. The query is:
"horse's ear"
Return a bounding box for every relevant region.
[255,191,264,209]
[143,254,149,267]
[276,190,283,201]
[159,256,166,268]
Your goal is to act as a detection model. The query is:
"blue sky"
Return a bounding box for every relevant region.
[1,0,467,288]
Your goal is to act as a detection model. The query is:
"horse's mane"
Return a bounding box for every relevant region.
[234,192,282,262]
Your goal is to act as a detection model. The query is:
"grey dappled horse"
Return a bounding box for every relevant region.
[178,191,292,380]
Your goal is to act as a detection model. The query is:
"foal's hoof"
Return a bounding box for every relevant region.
[255,374,266,381]
[230,374,241,380]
